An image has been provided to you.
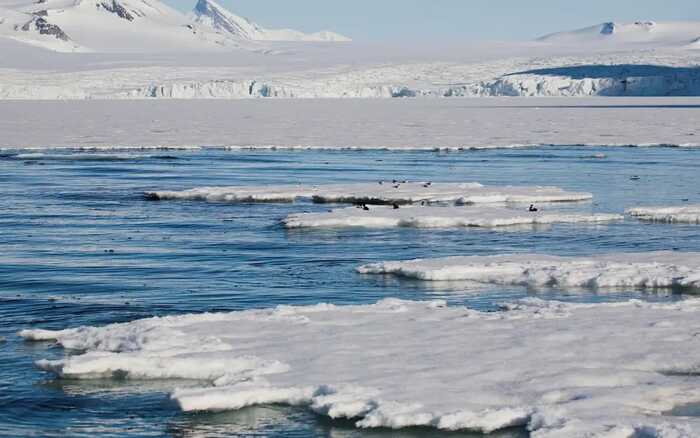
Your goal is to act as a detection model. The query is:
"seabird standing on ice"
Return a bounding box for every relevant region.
[528,204,539,212]
[393,203,400,210]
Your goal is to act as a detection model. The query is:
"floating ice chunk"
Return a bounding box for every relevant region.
[628,205,700,224]
[283,205,622,229]
[145,182,593,205]
[358,252,700,289]
[21,298,700,435]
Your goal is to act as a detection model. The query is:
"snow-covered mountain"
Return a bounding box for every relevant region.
[0,4,84,52]
[539,21,700,47]
[190,0,350,42]
[0,0,349,53]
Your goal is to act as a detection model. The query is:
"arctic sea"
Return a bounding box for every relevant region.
[1,146,700,437]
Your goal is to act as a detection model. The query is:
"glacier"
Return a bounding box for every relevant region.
[1,50,699,99]
[0,9,699,100]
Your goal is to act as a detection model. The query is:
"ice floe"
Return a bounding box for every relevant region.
[283,205,622,229]
[146,182,593,205]
[357,252,700,289]
[628,205,700,224]
[20,297,700,436]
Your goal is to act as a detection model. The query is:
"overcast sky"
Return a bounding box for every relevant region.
[170,0,700,41]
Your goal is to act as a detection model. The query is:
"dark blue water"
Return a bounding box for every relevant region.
[1,147,700,437]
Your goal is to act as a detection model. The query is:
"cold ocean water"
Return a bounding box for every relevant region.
[1,146,700,437]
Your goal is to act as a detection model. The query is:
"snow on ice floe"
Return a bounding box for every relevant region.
[145,182,593,205]
[628,205,700,224]
[283,205,622,229]
[20,298,700,436]
[358,252,700,289]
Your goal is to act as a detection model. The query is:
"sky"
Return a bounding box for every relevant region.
[171,0,700,41]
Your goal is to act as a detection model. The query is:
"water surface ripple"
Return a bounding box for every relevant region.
[1,147,700,436]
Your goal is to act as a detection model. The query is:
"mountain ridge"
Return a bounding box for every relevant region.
[0,0,350,52]
[538,20,700,46]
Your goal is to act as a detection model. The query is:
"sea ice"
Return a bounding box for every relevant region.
[146,182,593,205]
[20,298,700,436]
[357,252,700,289]
[283,205,622,229]
[1,99,698,151]
[628,205,700,224]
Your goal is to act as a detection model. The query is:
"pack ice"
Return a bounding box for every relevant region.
[20,297,700,437]
[283,205,622,229]
[358,252,700,289]
[146,182,593,205]
[628,205,700,224]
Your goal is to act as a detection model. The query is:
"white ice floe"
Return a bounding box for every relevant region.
[283,205,622,229]
[146,182,593,205]
[628,205,700,224]
[20,297,700,436]
[358,252,700,289]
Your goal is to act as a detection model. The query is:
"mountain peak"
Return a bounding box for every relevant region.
[191,0,262,40]
[0,0,349,52]
[190,0,350,42]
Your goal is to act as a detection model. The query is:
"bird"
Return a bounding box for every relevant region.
[423,182,432,188]
[528,204,539,212]
[363,204,370,211]
[393,203,400,210]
